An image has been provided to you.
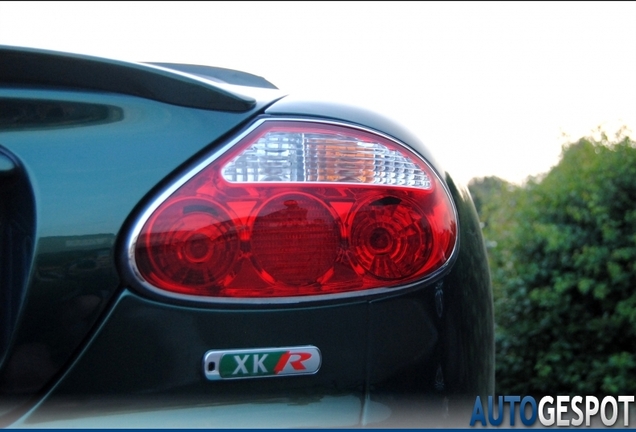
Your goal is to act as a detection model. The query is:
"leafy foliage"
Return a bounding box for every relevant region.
[469,133,636,395]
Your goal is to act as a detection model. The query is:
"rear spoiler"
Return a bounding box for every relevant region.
[148,63,277,90]
[0,45,257,112]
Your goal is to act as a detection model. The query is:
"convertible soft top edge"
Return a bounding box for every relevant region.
[0,45,258,112]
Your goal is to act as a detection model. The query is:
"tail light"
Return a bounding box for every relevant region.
[129,119,457,302]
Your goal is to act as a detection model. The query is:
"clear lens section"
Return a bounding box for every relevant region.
[222,130,431,188]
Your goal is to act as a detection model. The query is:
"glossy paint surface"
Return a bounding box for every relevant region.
[0,47,493,428]
[0,88,277,407]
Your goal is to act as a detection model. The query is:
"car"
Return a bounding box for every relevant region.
[0,45,494,428]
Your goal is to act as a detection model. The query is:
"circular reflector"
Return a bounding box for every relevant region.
[251,193,340,286]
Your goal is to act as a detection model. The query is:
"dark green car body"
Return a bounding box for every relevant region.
[0,46,493,427]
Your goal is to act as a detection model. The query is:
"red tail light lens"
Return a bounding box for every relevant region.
[350,194,432,280]
[131,119,457,300]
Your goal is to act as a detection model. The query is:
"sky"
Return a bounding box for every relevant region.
[1,1,634,185]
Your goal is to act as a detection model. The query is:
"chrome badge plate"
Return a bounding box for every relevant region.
[203,346,321,381]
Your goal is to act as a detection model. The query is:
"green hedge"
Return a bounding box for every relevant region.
[469,133,636,395]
